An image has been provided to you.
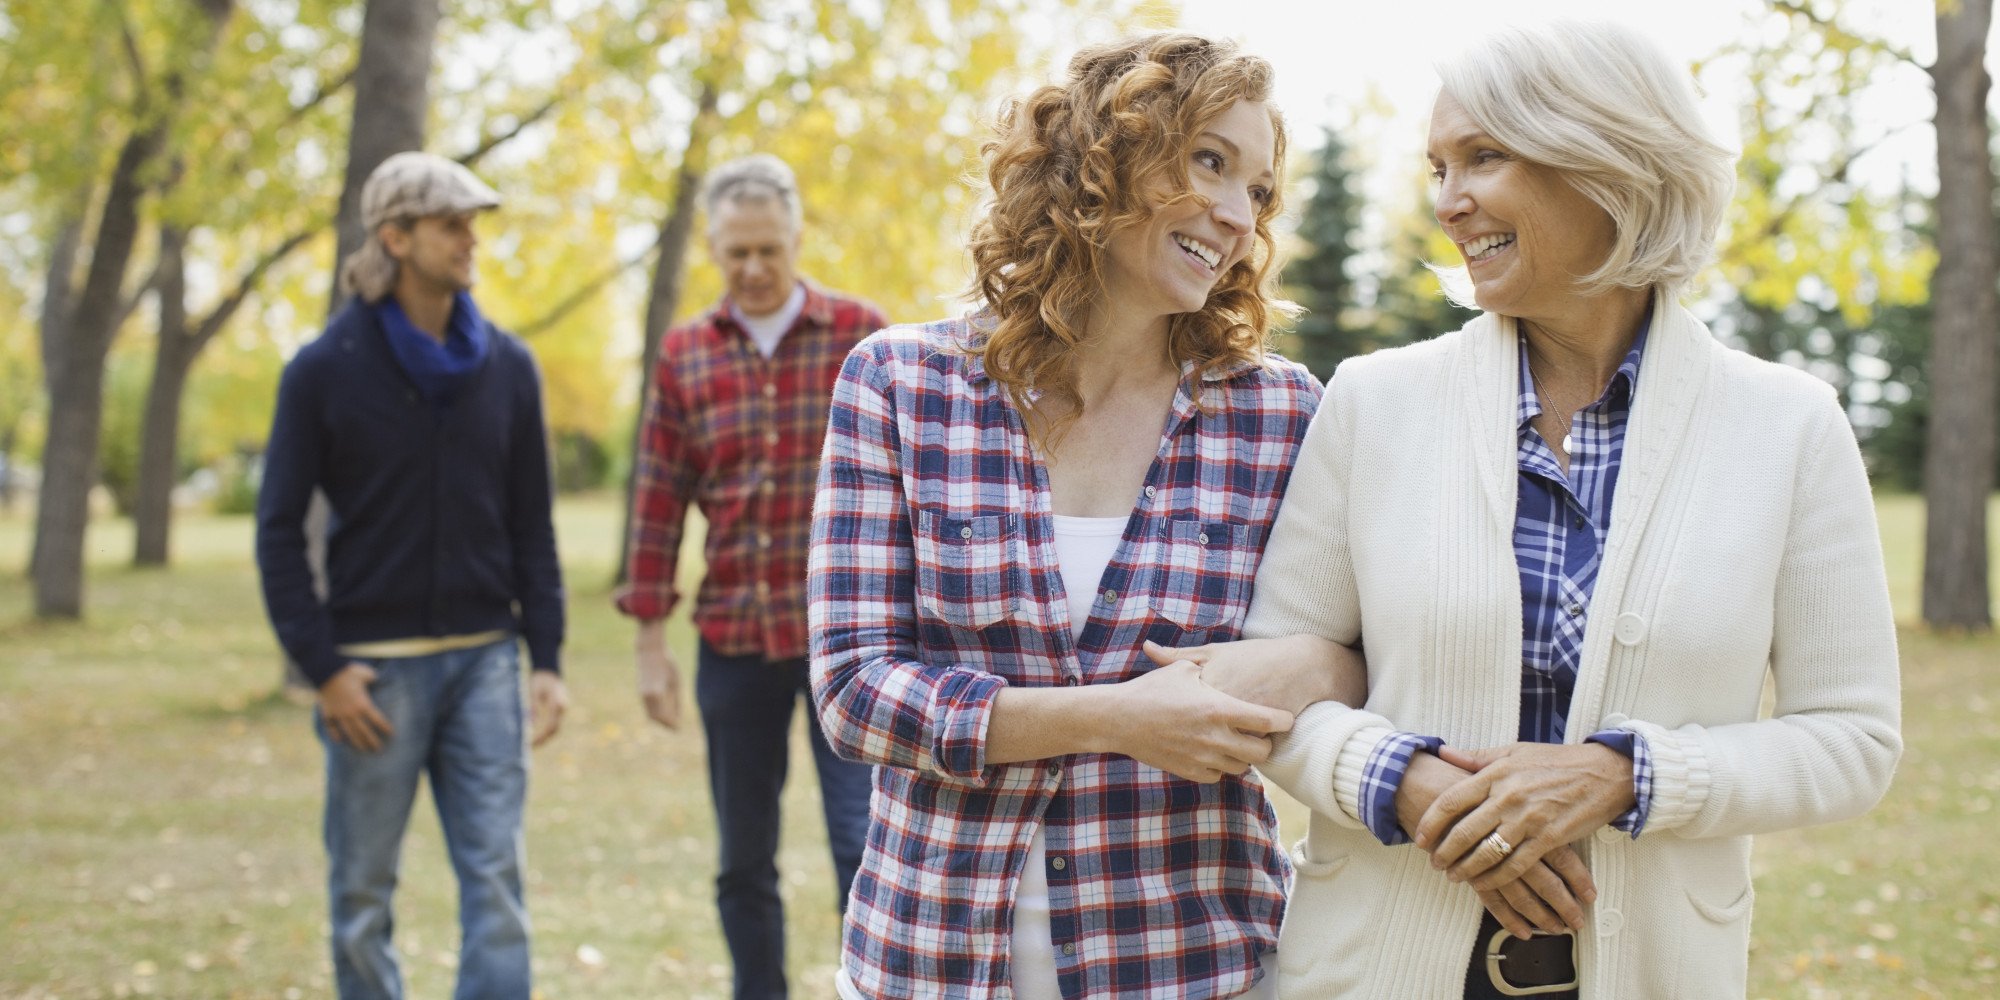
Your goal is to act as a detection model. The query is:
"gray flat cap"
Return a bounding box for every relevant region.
[360,151,501,229]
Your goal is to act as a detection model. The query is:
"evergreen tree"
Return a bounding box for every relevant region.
[1281,127,1367,382]
[1367,170,1479,347]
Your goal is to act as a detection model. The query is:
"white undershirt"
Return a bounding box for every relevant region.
[729,282,806,357]
[838,515,1274,1000]
[1005,515,1128,998]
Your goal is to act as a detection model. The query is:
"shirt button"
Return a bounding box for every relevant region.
[1051,856,1067,871]
[1143,485,1157,499]
[756,581,771,598]
[764,431,780,446]
[762,383,777,398]
[1196,532,1209,545]
[1566,602,1584,617]
[1061,943,1076,957]
[758,533,772,548]
[1101,589,1117,605]
[959,525,973,539]
[1572,515,1586,530]
[760,480,775,495]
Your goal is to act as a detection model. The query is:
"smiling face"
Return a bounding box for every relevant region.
[1099,98,1277,323]
[1427,91,1618,325]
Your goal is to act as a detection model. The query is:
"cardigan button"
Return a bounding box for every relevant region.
[1613,613,1647,646]
[1596,826,1622,845]
[1596,909,1624,937]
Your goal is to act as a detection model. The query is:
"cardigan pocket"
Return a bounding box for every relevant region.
[1279,835,1353,978]
[912,511,1027,631]
[1687,881,1754,924]
[1148,518,1257,631]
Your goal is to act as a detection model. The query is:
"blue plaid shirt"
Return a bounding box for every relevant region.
[1356,319,1656,846]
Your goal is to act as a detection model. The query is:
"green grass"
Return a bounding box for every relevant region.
[0,492,1993,998]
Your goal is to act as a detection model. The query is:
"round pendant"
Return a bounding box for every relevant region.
[1561,433,1574,453]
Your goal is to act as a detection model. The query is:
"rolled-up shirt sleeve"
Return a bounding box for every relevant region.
[1356,731,1447,845]
[808,343,1006,785]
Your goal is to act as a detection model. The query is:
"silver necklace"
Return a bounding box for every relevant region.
[1528,363,1575,454]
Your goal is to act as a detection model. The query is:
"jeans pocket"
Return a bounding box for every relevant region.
[1148,518,1257,631]
[912,511,1027,631]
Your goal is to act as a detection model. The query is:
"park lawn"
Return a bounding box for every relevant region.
[0,492,1994,998]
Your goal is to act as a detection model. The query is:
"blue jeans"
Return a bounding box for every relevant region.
[317,639,531,1000]
[696,640,874,1000]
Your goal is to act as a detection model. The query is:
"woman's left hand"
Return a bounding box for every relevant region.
[1142,635,1366,717]
[1412,742,1635,892]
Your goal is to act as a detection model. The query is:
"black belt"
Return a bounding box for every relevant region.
[1463,912,1578,999]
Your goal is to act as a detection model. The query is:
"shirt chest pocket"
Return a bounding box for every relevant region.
[1147,518,1258,632]
[912,511,1027,631]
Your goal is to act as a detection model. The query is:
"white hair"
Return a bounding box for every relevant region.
[703,153,803,233]
[1431,20,1736,304]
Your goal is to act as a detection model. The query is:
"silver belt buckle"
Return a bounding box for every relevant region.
[1483,929,1579,996]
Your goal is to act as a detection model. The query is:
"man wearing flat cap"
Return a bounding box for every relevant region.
[255,151,567,1000]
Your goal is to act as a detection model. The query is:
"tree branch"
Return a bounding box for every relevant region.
[190,225,321,346]
[1768,0,1922,67]
[279,62,359,132]
[514,240,659,338]
[114,259,165,332]
[457,95,564,167]
[114,1,148,100]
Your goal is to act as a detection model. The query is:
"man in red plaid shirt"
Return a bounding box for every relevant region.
[615,154,884,1000]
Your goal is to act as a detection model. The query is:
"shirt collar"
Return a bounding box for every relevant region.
[714,279,832,337]
[1515,302,1652,429]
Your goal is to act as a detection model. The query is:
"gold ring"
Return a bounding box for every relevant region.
[1481,831,1514,859]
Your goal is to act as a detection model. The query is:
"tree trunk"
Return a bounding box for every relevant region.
[325,0,441,317]
[28,207,86,577]
[614,87,719,585]
[1922,0,1998,631]
[31,124,165,617]
[133,227,195,566]
[29,0,235,614]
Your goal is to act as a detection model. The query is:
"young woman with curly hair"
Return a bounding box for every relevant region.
[809,33,1365,999]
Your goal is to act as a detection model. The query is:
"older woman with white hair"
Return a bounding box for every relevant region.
[1152,19,1902,998]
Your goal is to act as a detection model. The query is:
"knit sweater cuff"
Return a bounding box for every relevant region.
[1623,719,1712,834]
[1330,725,1399,827]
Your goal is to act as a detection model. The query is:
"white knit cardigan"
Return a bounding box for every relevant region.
[1247,299,1902,999]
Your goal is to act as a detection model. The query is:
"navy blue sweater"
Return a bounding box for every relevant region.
[255,301,564,687]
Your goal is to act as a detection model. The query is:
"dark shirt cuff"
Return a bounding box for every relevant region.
[1586,729,1653,837]
[1358,732,1445,846]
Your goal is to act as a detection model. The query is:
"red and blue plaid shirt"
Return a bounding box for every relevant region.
[616,281,886,660]
[809,316,1322,999]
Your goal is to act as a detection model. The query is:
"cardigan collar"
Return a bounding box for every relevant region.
[1460,293,1711,539]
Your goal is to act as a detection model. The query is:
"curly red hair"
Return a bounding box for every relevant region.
[966,33,1291,437]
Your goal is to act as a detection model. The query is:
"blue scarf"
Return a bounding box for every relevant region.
[375,291,489,407]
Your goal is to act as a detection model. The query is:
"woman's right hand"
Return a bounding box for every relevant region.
[1398,752,1595,937]
[1107,660,1295,783]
